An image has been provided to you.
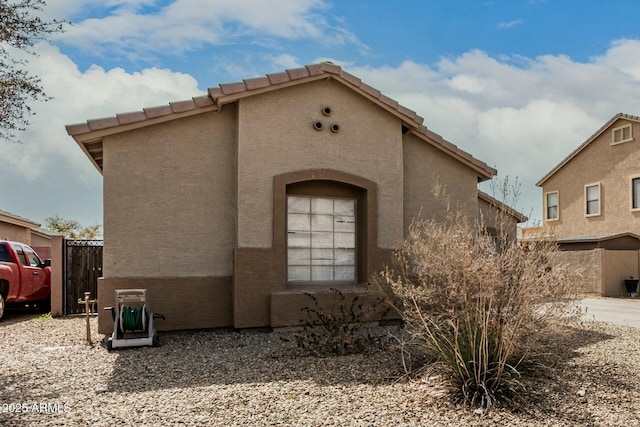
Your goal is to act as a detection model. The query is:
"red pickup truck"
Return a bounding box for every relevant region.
[0,240,51,319]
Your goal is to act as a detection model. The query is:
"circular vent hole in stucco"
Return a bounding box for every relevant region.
[313,121,323,131]
[330,123,340,133]
[322,106,332,116]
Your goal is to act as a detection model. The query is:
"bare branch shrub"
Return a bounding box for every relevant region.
[292,288,392,356]
[374,183,581,408]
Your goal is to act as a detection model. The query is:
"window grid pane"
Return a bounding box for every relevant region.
[287,195,356,283]
[586,185,599,215]
[633,179,640,209]
[546,193,558,220]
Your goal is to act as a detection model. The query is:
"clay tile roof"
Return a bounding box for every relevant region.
[117,111,147,125]
[537,112,640,186]
[219,81,247,95]
[193,95,215,108]
[66,62,495,179]
[143,105,173,119]
[286,67,310,80]
[243,76,270,91]
[170,99,197,113]
[266,71,291,85]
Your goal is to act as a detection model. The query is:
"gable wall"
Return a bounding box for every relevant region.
[102,107,238,278]
[402,133,479,235]
[236,79,404,250]
[542,118,640,238]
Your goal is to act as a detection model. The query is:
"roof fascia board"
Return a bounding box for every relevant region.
[0,213,39,229]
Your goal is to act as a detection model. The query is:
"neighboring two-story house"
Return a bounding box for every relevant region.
[537,113,640,295]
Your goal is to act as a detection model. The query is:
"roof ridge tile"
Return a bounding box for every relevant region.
[243,76,271,91]
[286,67,310,80]
[266,71,291,85]
[143,105,173,119]
[170,99,197,113]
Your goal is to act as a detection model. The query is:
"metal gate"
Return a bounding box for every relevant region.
[64,239,103,314]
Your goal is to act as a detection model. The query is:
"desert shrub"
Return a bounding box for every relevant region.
[374,186,580,408]
[293,288,391,356]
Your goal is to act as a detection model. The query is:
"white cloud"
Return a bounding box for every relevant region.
[0,42,201,226]
[52,0,357,57]
[497,19,523,29]
[347,40,640,222]
[7,35,640,227]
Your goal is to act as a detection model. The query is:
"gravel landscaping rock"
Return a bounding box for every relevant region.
[2,312,640,426]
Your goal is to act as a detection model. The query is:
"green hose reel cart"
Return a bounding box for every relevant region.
[105,289,164,351]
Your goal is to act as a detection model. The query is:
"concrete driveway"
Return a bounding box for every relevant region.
[580,298,640,328]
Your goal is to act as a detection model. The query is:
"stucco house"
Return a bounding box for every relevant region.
[537,113,640,295]
[0,209,53,258]
[66,62,517,333]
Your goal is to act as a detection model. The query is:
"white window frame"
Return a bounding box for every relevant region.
[585,183,601,217]
[612,124,633,145]
[286,195,357,285]
[632,176,640,212]
[545,191,559,221]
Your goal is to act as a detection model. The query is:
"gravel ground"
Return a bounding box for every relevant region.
[2,311,640,426]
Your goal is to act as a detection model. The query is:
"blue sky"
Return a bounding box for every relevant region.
[4,0,640,230]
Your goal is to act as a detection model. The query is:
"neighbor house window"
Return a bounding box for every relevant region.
[585,183,601,216]
[633,178,640,210]
[545,191,559,221]
[612,124,633,144]
[287,195,356,283]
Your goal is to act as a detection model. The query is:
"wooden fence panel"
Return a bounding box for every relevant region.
[64,240,103,315]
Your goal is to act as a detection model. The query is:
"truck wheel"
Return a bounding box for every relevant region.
[0,293,5,320]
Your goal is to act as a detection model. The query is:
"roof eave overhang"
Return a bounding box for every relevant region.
[0,213,39,229]
[68,105,219,174]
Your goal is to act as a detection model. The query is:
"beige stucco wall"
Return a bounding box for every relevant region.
[602,250,639,296]
[542,118,640,237]
[0,223,31,244]
[477,197,519,241]
[30,233,52,247]
[102,108,237,278]
[402,133,478,235]
[236,79,404,250]
[553,249,603,295]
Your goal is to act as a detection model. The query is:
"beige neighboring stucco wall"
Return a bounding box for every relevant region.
[402,133,478,235]
[30,233,52,247]
[102,107,237,278]
[0,223,31,244]
[602,250,639,296]
[236,79,404,250]
[553,249,604,295]
[542,118,640,238]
